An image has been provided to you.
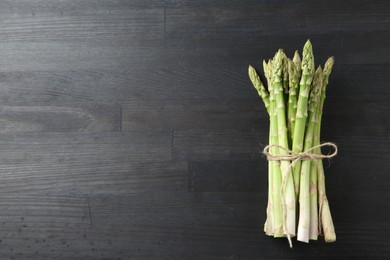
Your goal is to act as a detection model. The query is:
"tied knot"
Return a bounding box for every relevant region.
[263,142,338,162]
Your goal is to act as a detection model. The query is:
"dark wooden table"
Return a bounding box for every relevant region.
[0,0,388,259]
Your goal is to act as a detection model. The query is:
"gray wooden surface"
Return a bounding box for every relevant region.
[0,0,389,259]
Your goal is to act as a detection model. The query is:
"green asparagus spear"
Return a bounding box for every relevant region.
[264,59,284,237]
[248,64,274,235]
[287,52,302,193]
[297,66,323,243]
[291,40,315,198]
[272,50,296,240]
[316,57,336,242]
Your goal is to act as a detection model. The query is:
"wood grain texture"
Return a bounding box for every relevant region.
[173,130,266,161]
[122,100,267,132]
[0,132,172,165]
[189,160,265,192]
[166,1,389,37]
[0,0,389,258]
[0,1,164,45]
[0,161,187,196]
[88,192,265,259]
[0,0,164,11]
[0,103,120,132]
[0,195,90,228]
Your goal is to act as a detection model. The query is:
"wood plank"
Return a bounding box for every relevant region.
[322,96,390,134]
[0,132,172,165]
[173,131,267,161]
[314,132,390,192]
[0,44,163,74]
[165,0,262,7]
[0,161,187,196]
[0,0,164,12]
[165,30,390,67]
[122,100,267,132]
[89,191,263,231]
[0,103,120,132]
[88,192,263,258]
[166,2,390,39]
[0,195,93,258]
[0,69,168,103]
[0,4,164,45]
[166,0,387,12]
[189,160,265,192]
[328,191,390,224]
[0,4,165,75]
[0,195,89,228]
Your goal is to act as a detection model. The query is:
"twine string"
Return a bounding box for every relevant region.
[263,142,338,162]
[262,142,338,247]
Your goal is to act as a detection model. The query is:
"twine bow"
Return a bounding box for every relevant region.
[262,142,338,247]
[263,142,338,162]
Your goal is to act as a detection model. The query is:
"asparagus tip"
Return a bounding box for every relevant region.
[262,60,268,70]
[302,39,315,76]
[272,50,284,74]
[323,57,335,76]
[248,65,258,84]
[304,39,312,48]
[293,50,301,65]
[248,65,265,93]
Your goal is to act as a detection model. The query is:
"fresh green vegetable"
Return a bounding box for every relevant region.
[248,40,336,247]
[287,52,301,145]
[316,57,336,242]
[292,40,315,199]
[271,50,296,239]
[297,66,323,243]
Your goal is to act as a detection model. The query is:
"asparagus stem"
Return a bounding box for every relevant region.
[309,69,325,241]
[272,50,296,240]
[263,120,274,235]
[292,40,315,198]
[309,153,318,240]
[265,154,274,235]
[264,60,284,237]
[317,57,336,242]
[270,102,284,236]
[287,52,302,195]
[297,67,323,243]
[309,58,333,239]
[249,63,274,235]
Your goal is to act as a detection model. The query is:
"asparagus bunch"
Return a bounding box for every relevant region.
[248,40,336,246]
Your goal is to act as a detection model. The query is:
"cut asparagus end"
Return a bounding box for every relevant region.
[321,198,336,242]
